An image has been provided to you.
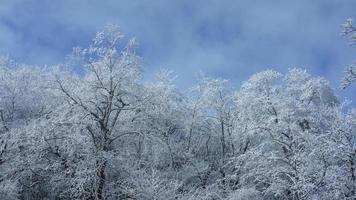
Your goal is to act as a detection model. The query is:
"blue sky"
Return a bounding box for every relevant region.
[0,0,356,103]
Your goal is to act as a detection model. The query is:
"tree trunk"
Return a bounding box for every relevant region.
[95,127,109,200]
[206,135,211,157]
[187,126,193,152]
[165,139,175,169]
[221,119,226,158]
[95,160,107,200]
[350,151,356,198]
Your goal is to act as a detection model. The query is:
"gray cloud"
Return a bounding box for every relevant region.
[0,0,355,101]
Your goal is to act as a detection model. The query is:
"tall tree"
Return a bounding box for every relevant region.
[55,25,143,199]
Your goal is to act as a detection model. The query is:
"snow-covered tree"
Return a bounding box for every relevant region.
[233,69,338,200]
[341,18,356,89]
[193,76,235,159]
[0,56,57,199]
[52,25,144,199]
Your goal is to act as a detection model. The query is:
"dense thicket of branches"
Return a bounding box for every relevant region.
[0,25,356,200]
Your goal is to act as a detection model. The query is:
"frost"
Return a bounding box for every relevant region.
[0,25,355,200]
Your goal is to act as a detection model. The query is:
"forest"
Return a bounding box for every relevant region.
[0,21,356,200]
